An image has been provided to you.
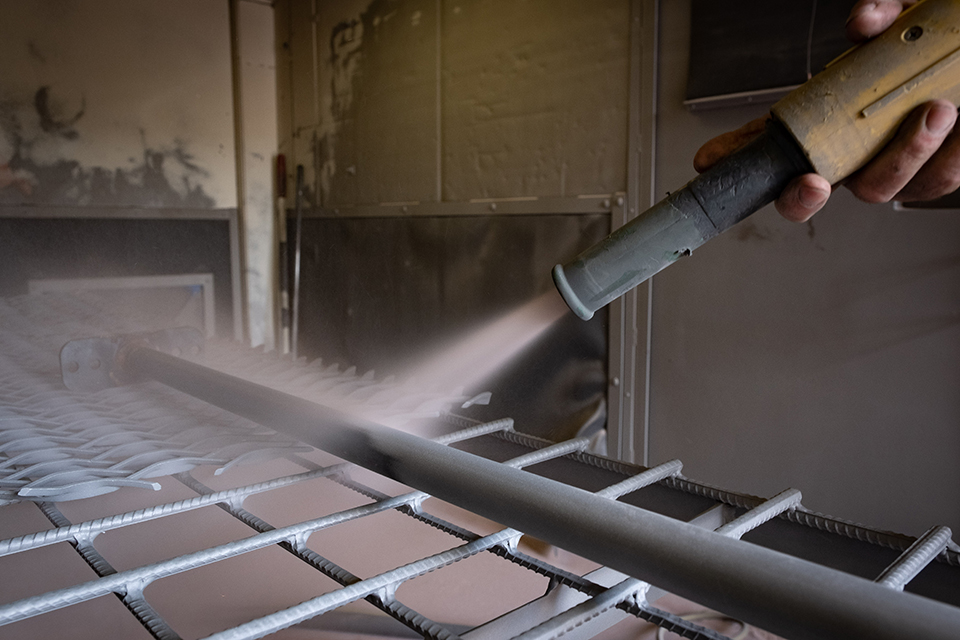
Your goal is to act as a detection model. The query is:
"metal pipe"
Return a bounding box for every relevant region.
[124,346,960,640]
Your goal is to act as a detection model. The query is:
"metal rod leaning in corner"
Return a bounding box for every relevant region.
[290,164,304,360]
[122,345,960,640]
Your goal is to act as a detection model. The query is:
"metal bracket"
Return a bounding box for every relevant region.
[60,327,204,392]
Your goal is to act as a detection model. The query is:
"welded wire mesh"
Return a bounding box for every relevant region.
[3,292,960,640]
[0,293,474,503]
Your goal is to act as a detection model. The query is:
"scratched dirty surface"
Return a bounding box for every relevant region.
[279,0,630,208]
[0,0,236,209]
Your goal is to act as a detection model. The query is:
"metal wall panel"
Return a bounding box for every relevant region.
[279,0,631,206]
[0,0,236,209]
[650,0,960,537]
[295,213,610,441]
[440,0,630,201]
[318,0,441,206]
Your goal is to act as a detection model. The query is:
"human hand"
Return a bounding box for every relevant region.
[693,0,960,223]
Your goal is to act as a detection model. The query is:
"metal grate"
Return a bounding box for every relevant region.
[0,292,473,503]
[2,292,960,640]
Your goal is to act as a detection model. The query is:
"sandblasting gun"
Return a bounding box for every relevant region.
[554,0,960,320]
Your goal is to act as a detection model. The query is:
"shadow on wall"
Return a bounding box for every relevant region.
[0,85,215,208]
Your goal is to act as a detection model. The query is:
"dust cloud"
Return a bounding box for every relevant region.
[405,291,571,393]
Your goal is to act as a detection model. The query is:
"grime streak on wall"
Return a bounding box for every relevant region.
[316,14,365,205]
[0,87,215,208]
[296,0,630,207]
[0,0,236,209]
[314,0,439,207]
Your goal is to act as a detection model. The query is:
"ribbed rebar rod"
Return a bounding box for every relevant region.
[659,474,960,568]
[124,347,960,640]
[333,470,605,598]
[433,419,514,445]
[35,502,182,640]
[617,601,736,640]
[0,490,422,626]
[202,528,521,640]
[36,502,117,577]
[877,526,953,591]
[175,473,463,640]
[507,578,647,640]
[715,489,803,540]
[483,460,688,640]
[503,437,591,469]
[0,465,346,558]
[595,459,683,500]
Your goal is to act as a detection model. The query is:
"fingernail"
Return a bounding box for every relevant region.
[799,184,829,208]
[925,103,956,135]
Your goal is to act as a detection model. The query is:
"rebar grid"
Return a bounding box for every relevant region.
[190,434,700,640]
[35,501,183,640]
[0,416,729,640]
[4,292,960,640]
[0,293,472,503]
[173,471,464,640]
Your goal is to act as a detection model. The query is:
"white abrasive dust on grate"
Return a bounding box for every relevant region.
[0,293,476,503]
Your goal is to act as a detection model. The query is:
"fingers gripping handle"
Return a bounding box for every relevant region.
[555,0,960,320]
[773,0,960,183]
[554,122,811,320]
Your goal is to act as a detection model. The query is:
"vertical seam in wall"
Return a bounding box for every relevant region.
[436,0,443,202]
[621,0,643,464]
[229,0,250,343]
[637,0,659,467]
[644,276,653,466]
[642,0,660,468]
[311,0,321,206]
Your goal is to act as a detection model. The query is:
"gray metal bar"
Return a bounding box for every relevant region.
[596,459,682,499]
[0,490,423,626]
[508,578,647,640]
[202,528,522,640]
[715,489,803,539]
[0,465,346,558]
[36,502,182,640]
[619,602,735,640]
[175,473,463,640]
[328,470,604,598]
[433,418,514,445]
[123,347,960,640]
[664,474,960,567]
[877,526,953,591]
[476,461,690,640]
[503,438,590,469]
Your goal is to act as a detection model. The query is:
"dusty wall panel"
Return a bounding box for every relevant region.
[0,0,236,209]
[278,0,631,205]
[440,0,630,200]
[287,0,323,204]
[317,0,440,206]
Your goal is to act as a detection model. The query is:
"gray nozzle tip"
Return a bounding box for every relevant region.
[552,264,594,321]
